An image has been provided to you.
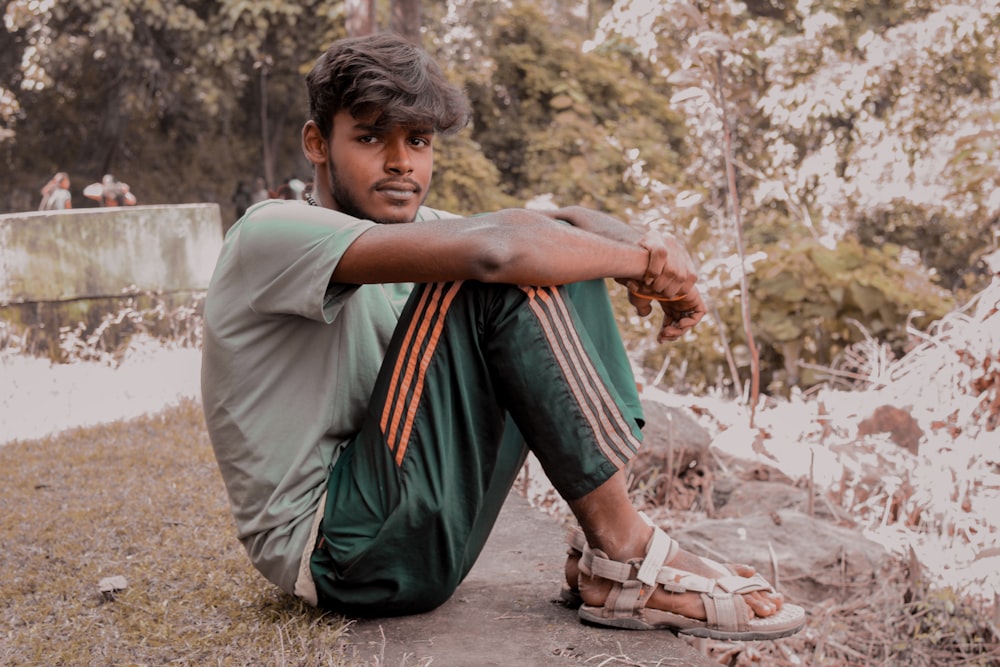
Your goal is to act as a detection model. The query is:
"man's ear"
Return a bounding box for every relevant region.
[302,121,328,165]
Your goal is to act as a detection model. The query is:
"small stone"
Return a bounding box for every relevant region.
[98,575,128,601]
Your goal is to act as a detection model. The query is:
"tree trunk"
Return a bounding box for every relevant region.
[346,0,376,37]
[715,54,761,425]
[391,0,422,44]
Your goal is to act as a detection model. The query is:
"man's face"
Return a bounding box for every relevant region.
[324,110,434,224]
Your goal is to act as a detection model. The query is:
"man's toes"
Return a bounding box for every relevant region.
[743,590,784,617]
[745,594,776,617]
[729,562,756,577]
[763,590,784,608]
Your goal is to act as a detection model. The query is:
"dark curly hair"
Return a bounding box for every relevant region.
[306,33,471,140]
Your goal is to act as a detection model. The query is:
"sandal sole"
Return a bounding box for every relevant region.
[578,602,807,641]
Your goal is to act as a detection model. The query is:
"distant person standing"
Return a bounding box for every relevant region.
[232,180,253,219]
[288,178,305,200]
[38,172,72,210]
[84,174,136,207]
[275,178,307,200]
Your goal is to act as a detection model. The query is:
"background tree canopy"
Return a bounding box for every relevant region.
[2,0,997,395]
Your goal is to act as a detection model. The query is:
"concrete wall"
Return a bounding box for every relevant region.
[0,204,222,358]
[0,203,222,303]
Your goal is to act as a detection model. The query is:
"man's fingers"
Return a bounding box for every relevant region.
[653,289,707,342]
[677,307,706,327]
[640,233,698,297]
[627,291,654,316]
[638,231,668,288]
[657,321,688,342]
[657,316,698,343]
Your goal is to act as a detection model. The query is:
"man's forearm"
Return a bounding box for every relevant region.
[545,206,644,245]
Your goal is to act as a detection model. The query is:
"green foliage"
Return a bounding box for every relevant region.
[753,236,948,334]
[454,2,686,215]
[733,235,952,391]
[748,1,1000,298]
[425,133,519,215]
[590,0,997,395]
[0,0,337,210]
[856,200,997,298]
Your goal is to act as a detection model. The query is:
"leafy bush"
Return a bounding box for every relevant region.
[625,234,955,396]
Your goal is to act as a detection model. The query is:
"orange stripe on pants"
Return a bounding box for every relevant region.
[379,281,464,466]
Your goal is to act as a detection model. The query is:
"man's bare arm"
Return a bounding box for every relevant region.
[332,206,706,344]
[331,208,650,287]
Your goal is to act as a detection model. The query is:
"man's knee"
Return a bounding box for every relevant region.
[314,565,463,617]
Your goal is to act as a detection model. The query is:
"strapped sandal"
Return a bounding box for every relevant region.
[576,518,806,641]
[560,527,587,606]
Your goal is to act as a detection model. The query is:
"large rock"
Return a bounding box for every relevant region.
[674,510,889,604]
[344,493,719,667]
[713,478,854,524]
[627,400,714,510]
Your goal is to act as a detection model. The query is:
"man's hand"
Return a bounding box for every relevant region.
[540,207,705,341]
[644,287,707,343]
[628,288,707,343]
[625,229,698,299]
[622,231,705,343]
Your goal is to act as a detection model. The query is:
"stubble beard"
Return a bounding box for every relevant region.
[326,157,428,225]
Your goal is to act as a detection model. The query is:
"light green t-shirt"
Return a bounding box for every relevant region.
[201,199,451,595]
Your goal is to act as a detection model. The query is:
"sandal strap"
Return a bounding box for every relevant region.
[565,526,587,555]
[716,572,775,595]
[606,576,654,617]
[579,524,681,585]
[637,524,677,586]
[652,567,774,596]
[703,591,752,632]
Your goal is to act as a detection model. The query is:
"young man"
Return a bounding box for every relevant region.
[201,33,805,640]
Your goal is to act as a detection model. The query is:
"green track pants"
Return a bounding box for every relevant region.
[310,279,643,616]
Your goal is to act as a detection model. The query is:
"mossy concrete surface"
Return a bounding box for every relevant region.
[0,204,222,303]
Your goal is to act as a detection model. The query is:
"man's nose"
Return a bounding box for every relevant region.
[384,141,413,174]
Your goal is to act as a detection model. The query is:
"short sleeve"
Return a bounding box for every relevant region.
[235,201,376,321]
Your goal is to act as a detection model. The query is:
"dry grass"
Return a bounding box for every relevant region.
[0,398,372,667]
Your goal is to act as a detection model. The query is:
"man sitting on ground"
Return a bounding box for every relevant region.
[200,32,805,640]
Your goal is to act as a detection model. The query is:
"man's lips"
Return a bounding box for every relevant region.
[375,179,420,200]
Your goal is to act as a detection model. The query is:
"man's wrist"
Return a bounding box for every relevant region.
[626,243,651,283]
